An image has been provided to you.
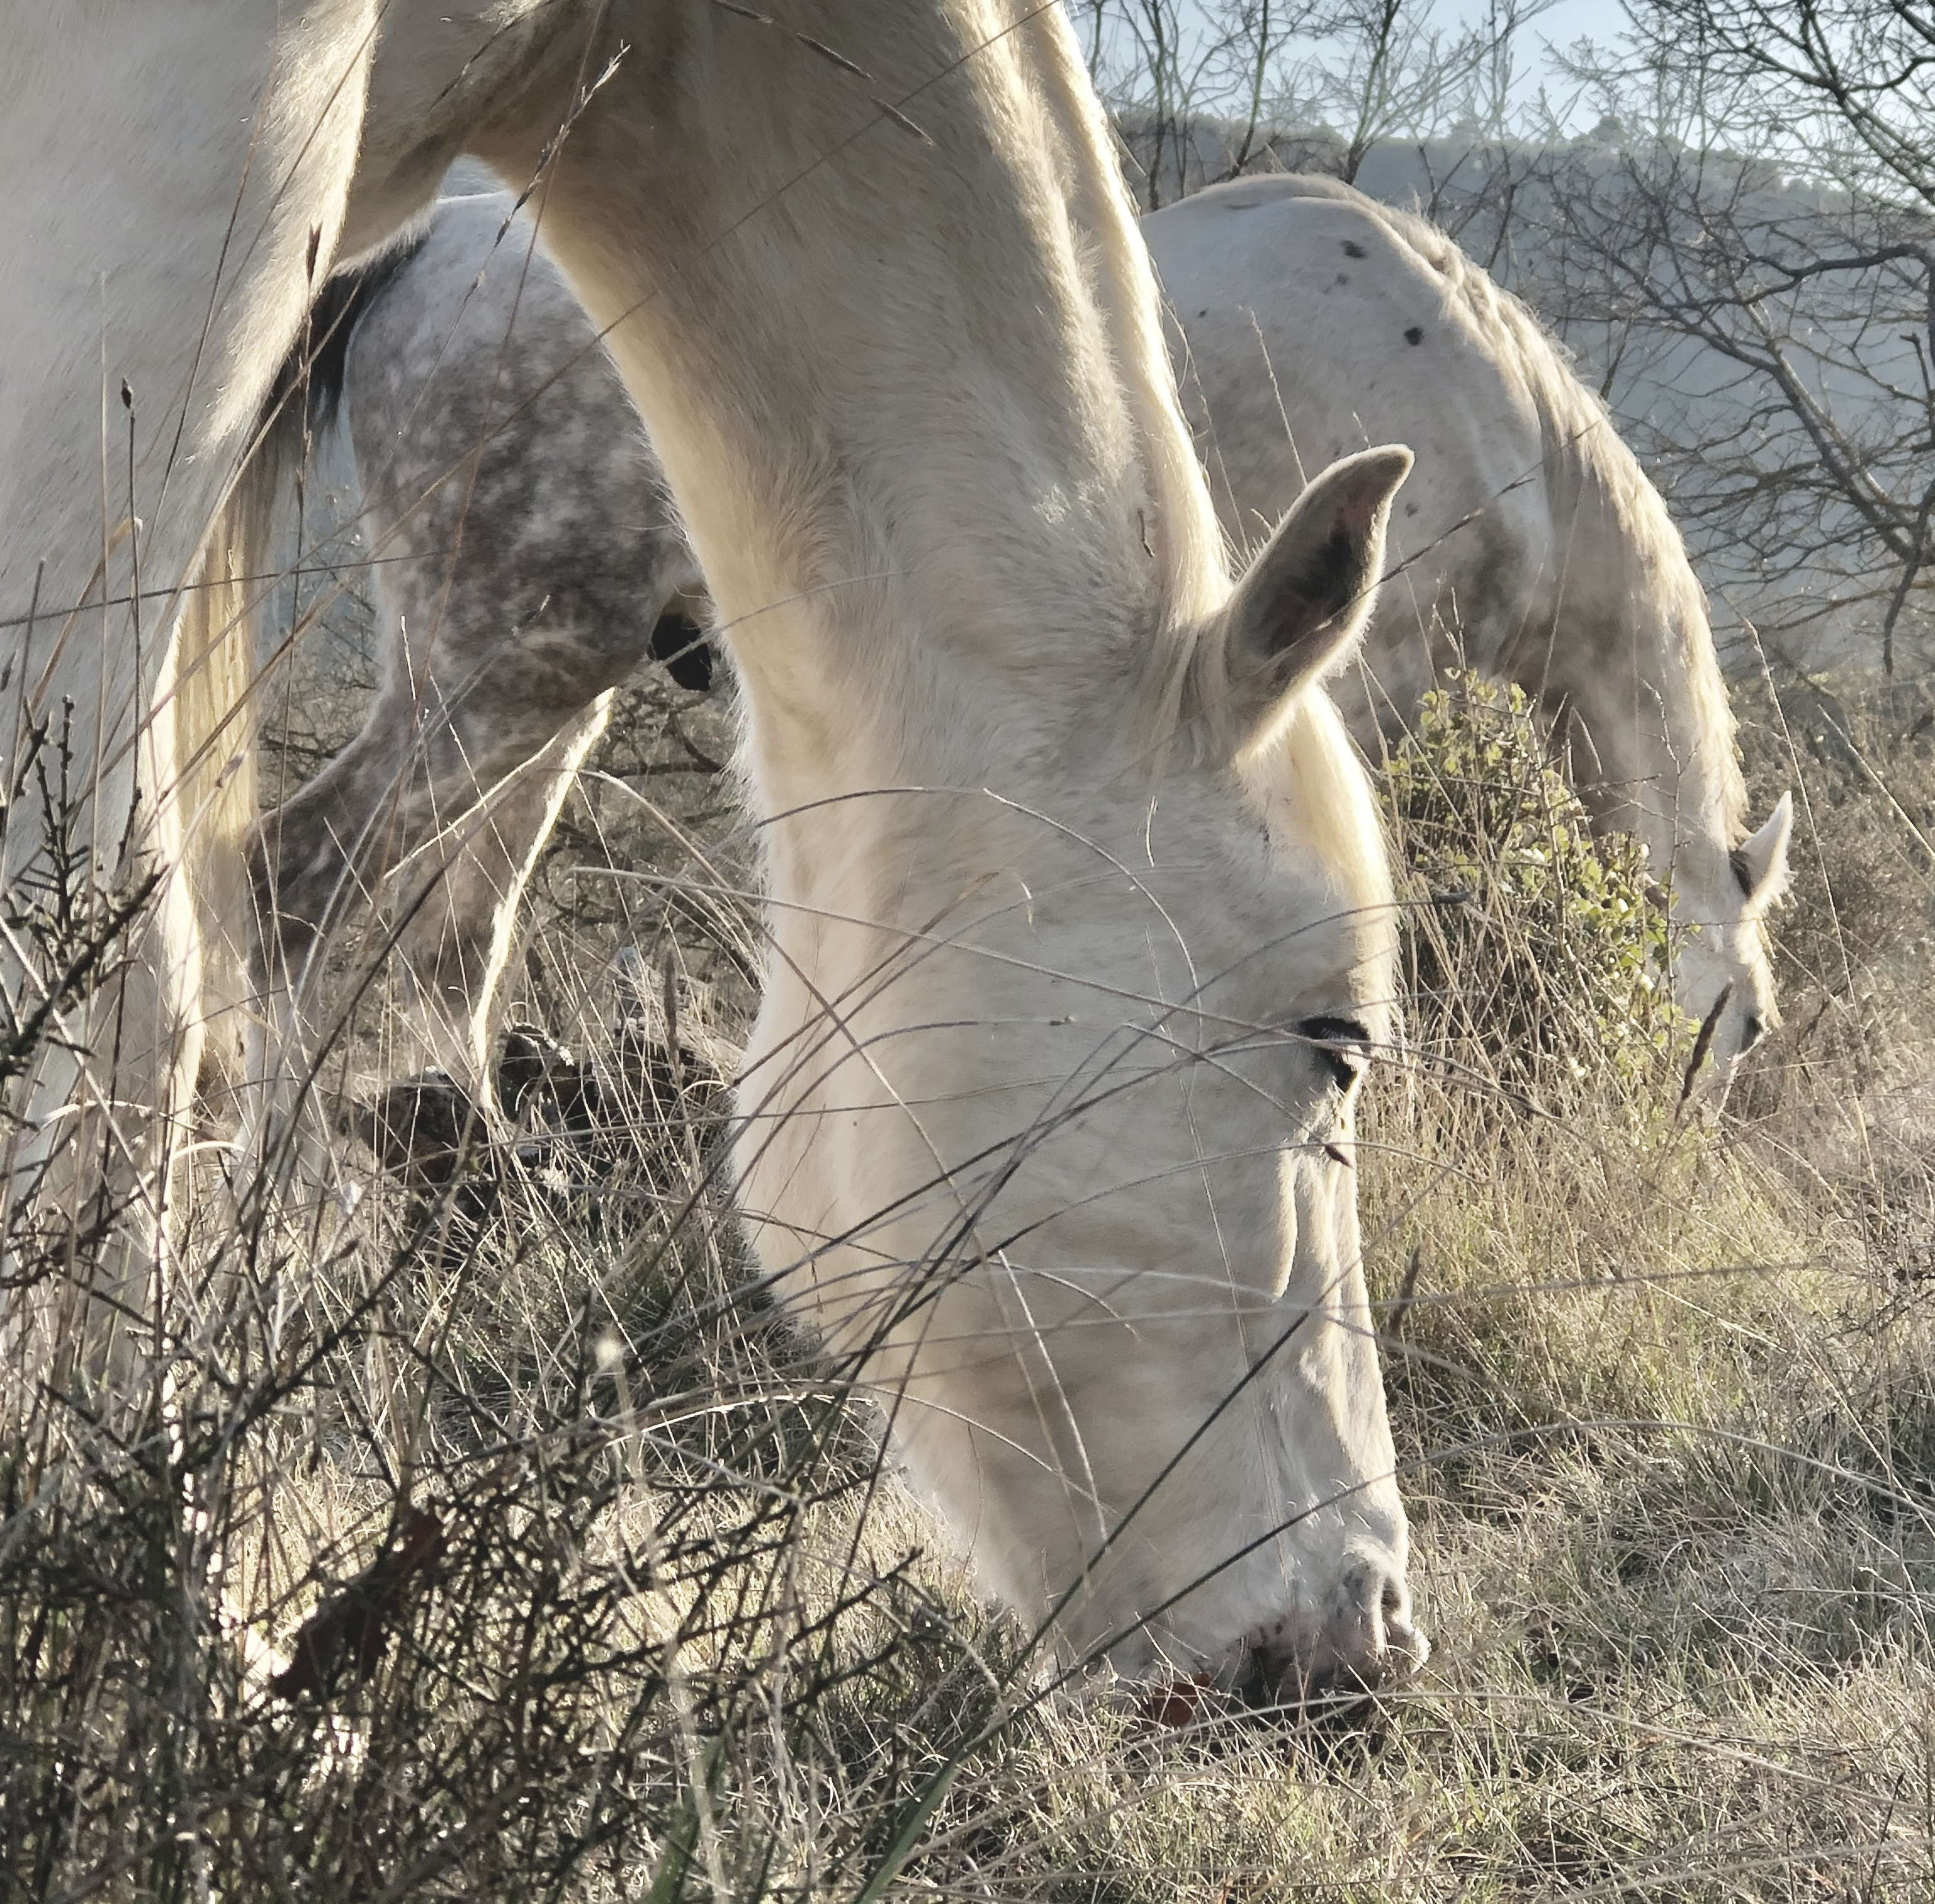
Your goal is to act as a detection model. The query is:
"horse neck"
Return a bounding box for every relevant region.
[1540,455,1746,915]
[471,3,1224,822]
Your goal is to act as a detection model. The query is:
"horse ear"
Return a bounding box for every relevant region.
[1731,790,1793,913]
[1214,445,1412,739]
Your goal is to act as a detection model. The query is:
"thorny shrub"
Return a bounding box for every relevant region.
[1382,672,1688,1114]
[0,720,1017,1901]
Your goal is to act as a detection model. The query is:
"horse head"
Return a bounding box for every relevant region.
[1678,791,1793,1097]
[735,448,1426,1706]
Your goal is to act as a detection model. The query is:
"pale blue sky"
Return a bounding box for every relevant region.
[1156,0,1632,48]
[1097,0,1641,120]
[1438,0,1630,48]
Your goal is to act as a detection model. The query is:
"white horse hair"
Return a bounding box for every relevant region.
[1143,175,1791,1089]
[1,4,1421,1700]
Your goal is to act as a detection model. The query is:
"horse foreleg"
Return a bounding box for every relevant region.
[1,3,381,1397]
[251,600,653,1106]
[0,770,206,1417]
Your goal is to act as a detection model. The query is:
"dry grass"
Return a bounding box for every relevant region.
[8,556,1935,1896]
[874,664,1935,1900]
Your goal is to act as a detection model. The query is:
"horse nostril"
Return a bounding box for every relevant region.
[1244,1568,1425,1720]
[1740,1011,1766,1053]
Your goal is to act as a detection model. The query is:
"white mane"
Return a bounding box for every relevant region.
[1358,187,1750,847]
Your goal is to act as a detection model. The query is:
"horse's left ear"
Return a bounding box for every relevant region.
[1216,444,1413,737]
[1732,790,1793,913]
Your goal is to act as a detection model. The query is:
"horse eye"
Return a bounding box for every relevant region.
[1297,1014,1375,1094]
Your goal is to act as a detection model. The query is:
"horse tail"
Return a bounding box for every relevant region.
[178,223,431,1082]
[174,484,266,1085]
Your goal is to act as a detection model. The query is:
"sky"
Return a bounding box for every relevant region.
[1158,0,1631,47]
[1438,0,1629,47]
[1108,0,1641,123]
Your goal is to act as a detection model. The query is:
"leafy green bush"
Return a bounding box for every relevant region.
[1382,672,1686,1112]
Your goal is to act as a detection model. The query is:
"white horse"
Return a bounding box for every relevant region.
[1,6,1421,1701]
[1142,175,1792,1087]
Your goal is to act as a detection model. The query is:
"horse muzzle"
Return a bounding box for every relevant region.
[1239,1558,1429,1716]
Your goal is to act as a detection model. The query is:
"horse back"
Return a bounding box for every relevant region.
[1144,176,1554,747]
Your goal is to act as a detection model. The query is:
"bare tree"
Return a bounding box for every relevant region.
[1088,0,1323,205]
[1092,0,1560,204]
[1092,0,1935,671]
[1529,11,1935,671]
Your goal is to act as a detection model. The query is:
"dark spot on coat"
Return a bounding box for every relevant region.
[648,610,715,692]
[1341,239,1367,259]
[1405,326,1424,346]
[1336,272,1350,285]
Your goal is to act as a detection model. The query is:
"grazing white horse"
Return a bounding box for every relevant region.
[283,170,1790,1108]
[1143,176,1792,1087]
[1,6,1422,1701]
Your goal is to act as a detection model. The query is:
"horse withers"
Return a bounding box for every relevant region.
[1,5,1423,1706]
